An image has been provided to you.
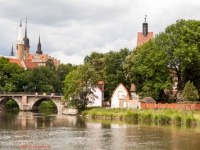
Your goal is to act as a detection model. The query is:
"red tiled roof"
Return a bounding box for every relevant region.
[23,60,38,69]
[8,58,23,67]
[137,32,153,46]
[26,54,60,67]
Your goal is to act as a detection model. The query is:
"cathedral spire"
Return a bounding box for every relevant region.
[142,14,148,37]
[36,35,43,54]
[23,17,29,46]
[10,45,14,56]
[16,19,24,44]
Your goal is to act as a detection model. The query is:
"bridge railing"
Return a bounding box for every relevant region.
[0,92,64,96]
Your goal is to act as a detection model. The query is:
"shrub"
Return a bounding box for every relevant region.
[181,81,199,101]
[174,115,182,123]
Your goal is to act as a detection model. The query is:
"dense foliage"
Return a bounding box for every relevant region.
[180,81,199,101]
[0,57,75,93]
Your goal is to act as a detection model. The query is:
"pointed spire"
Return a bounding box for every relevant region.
[25,17,27,37]
[39,34,41,44]
[20,19,22,27]
[142,14,148,37]
[36,34,43,54]
[16,19,24,44]
[10,45,14,56]
[23,17,29,46]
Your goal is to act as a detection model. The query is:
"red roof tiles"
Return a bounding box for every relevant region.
[8,58,23,67]
[23,60,38,69]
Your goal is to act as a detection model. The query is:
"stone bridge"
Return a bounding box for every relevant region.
[0,93,64,112]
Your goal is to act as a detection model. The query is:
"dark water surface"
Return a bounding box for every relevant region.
[0,110,200,150]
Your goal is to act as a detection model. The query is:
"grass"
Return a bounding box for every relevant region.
[81,107,200,126]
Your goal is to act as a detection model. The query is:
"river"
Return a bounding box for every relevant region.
[0,110,200,150]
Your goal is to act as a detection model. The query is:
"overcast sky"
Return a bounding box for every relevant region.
[0,0,199,64]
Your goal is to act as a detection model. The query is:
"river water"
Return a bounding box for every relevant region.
[0,110,200,150]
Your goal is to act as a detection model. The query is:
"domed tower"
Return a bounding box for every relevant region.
[23,18,30,59]
[16,20,24,61]
[36,35,43,54]
[142,15,148,37]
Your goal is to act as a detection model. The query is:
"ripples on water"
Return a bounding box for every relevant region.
[0,110,200,150]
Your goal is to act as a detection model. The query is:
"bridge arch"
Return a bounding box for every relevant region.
[31,98,58,111]
[0,97,21,110]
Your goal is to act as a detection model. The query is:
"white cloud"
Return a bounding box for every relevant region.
[0,0,200,64]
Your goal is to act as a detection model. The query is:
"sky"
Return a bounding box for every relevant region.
[0,0,200,65]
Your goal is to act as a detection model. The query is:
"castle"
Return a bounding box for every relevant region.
[8,19,60,69]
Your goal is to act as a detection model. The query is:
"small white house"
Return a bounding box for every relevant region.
[110,83,130,108]
[87,81,104,107]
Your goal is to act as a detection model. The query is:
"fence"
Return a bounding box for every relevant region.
[141,103,200,111]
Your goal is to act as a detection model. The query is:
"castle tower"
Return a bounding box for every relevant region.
[23,18,30,59]
[16,20,25,61]
[137,14,154,46]
[36,35,43,54]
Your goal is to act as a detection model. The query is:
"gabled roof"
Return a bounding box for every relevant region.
[137,32,153,46]
[110,83,131,100]
[8,58,23,67]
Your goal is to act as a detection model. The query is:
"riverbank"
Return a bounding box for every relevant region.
[81,107,200,126]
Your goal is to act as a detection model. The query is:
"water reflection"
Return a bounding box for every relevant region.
[1,110,200,150]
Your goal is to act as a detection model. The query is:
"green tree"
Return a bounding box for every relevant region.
[180,81,199,101]
[124,40,171,101]
[64,64,100,110]
[0,57,25,92]
[26,66,57,93]
[46,59,56,71]
[84,52,105,79]
[155,19,200,92]
[103,48,130,100]
[55,63,76,93]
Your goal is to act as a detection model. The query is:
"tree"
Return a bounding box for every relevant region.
[155,19,200,92]
[46,59,56,71]
[64,64,100,110]
[25,66,57,93]
[180,81,199,101]
[55,63,76,93]
[103,48,130,100]
[0,57,25,92]
[124,40,171,101]
[84,52,105,79]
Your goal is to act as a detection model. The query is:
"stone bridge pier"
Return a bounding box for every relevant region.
[0,94,64,112]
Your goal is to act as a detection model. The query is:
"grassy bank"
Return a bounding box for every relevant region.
[81,107,200,126]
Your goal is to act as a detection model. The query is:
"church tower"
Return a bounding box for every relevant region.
[36,35,43,54]
[23,18,30,59]
[136,14,154,46]
[16,20,24,61]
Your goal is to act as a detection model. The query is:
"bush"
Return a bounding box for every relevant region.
[181,81,199,101]
[174,115,182,123]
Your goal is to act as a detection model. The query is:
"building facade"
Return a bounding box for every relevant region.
[12,19,60,68]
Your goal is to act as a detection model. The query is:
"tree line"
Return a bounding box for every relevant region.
[1,19,200,109]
